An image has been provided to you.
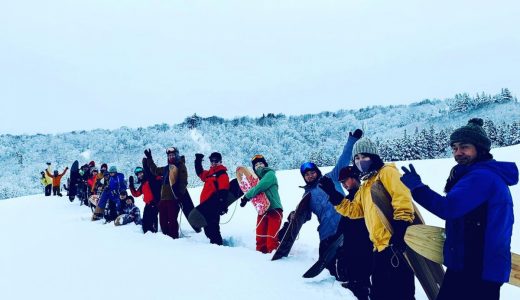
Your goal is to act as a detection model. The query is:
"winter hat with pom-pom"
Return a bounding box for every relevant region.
[450,118,491,151]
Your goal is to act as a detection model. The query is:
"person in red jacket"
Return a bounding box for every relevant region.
[129,158,161,234]
[194,152,230,245]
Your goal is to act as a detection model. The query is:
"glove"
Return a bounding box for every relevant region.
[240,196,250,207]
[349,129,363,139]
[129,175,134,187]
[195,153,204,161]
[319,176,344,206]
[400,164,425,191]
[144,149,153,160]
[390,220,410,253]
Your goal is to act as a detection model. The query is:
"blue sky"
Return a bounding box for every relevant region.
[1,0,519,134]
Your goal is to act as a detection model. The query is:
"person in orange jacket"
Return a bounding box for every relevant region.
[46,167,69,197]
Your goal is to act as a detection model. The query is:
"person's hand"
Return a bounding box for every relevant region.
[129,176,134,186]
[319,176,344,206]
[390,220,410,253]
[318,176,345,206]
[240,196,250,207]
[195,153,204,161]
[144,149,153,160]
[349,129,363,139]
[400,164,425,191]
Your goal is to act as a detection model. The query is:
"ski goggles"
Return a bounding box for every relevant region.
[300,161,318,175]
[251,154,264,161]
[134,167,144,175]
[166,147,178,154]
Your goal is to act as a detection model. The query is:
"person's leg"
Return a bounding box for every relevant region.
[265,209,283,253]
[166,200,180,239]
[256,213,268,253]
[371,248,415,300]
[159,200,169,236]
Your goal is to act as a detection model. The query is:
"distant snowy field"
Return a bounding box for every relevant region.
[1,145,519,299]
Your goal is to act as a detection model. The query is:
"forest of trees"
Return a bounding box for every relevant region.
[0,89,518,200]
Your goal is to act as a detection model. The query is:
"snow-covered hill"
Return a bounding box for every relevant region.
[1,145,519,299]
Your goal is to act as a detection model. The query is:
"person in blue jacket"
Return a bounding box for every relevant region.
[400,118,518,300]
[92,166,127,221]
[280,129,371,296]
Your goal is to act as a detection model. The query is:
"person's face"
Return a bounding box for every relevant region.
[451,142,478,165]
[126,198,133,205]
[109,172,116,177]
[341,177,359,191]
[119,195,127,201]
[354,154,371,172]
[303,170,318,183]
[210,160,221,167]
[137,172,144,180]
[167,153,176,163]
[254,162,265,170]
[92,171,98,176]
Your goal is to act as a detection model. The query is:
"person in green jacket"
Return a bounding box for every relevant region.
[240,154,283,253]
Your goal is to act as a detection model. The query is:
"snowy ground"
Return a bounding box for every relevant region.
[1,144,519,299]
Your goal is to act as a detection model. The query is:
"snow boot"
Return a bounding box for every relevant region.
[91,207,104,221]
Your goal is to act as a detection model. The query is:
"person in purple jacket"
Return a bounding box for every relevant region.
[92,165,127,221]
[400,118,518,300]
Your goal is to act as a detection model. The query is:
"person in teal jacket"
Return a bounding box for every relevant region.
[240,155,283,253]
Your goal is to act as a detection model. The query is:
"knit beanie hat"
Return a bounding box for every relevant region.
[352,138,379,157]
[338,166,360,181]
[209,152,222,162]
[109,166,118,173]
[251,154,268,170]
[450,118,491,151]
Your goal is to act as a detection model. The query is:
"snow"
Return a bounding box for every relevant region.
[1,145,520,299]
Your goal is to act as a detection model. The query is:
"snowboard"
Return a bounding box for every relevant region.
[405,224,520,288]
[67,160,80,202]
[167,164,196,231]
[187,178,244,231]
[271,192,311,261]
[302,234,344,278]
[371,180,445,300]
[236,166,270,215]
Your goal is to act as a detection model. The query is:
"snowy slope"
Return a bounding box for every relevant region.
[1,144,519,300]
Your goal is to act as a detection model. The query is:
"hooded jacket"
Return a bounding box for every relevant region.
[410,160,518,283]
[300,134,359,241]
[334,163,415,252]
[245,167,282,211]
[148,156,188,201]
[197,164,229,203]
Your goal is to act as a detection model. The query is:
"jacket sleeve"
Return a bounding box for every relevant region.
[334,195,364,219]
[245,170,276,199]
[379,166,415,223]
[195,158,204,177]
[130,182,142,197]
[45,169,55,178]
[411,169,495,220]
[327,134,358,181]
[147,159,164,176]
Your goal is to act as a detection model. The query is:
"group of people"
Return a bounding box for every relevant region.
[43,118,517,300]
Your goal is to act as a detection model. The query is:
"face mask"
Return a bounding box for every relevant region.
[355,160,372,173]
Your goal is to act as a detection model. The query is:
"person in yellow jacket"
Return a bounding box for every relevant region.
[43,162,53,196]
[319,137,415,300]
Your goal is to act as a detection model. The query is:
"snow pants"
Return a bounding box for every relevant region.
[142,202,159,233]
[45,184,52,196]
[256,208,283,253]
[436,268,502,300]
[371,247,415,300]
[52,186,62,196]
[159,200,180,239]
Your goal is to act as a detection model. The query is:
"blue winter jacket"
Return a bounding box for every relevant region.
[302,134,358,241]
[108,173,127,193]
[411,160,518,283]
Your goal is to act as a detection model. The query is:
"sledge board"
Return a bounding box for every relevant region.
[371,180,445,300]
[405,224,520,287]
